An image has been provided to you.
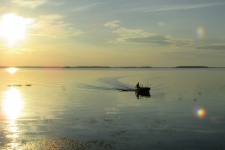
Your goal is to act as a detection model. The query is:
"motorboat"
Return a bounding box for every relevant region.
[119,82,151,99]
[135,82,150,93]
[135,87,150,94]
[135,87,150,93]
[135,87,151,99]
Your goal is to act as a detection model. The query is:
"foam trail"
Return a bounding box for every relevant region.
[77,76,135,91]
[98,76,134,90]
[77,83,116,91]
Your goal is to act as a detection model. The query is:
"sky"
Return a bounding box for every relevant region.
[0,0,225,67]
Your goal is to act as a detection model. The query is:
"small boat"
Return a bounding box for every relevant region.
[134,82,151,99]
[135,82,150,93]
[135,87,151,99]
[119,82,151,99]
[135,87,151,94]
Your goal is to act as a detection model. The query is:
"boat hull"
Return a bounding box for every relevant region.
[135,87,150,94]
[135,87,151,99]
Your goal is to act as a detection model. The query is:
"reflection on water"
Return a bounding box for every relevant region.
[135,91,151,99]
[1,87,24,149]
[5,67,19,74]
[6,122,19,148]
[2,88,24,120]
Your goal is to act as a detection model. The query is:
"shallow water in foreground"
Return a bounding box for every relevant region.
[0,68,225,149]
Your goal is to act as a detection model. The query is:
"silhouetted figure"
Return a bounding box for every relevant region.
[136,82,140,89]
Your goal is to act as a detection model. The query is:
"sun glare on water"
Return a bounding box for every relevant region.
[0,13,29,46]
[6,67,19,74]
[2,88,24,120]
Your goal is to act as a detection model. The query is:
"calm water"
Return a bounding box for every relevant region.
[0,68,225,150]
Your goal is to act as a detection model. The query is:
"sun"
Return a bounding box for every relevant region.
[0,13,29,46]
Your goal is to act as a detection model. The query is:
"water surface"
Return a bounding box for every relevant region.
[0,68,225,149]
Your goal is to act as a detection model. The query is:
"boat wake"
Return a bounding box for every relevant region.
[77,83,117,91]
[77,76,152,99]
[77,76,134,91]
[117,88,135,92]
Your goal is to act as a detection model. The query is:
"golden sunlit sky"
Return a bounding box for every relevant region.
[0,0,225,67]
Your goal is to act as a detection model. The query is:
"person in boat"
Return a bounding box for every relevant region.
[136,82,140,89]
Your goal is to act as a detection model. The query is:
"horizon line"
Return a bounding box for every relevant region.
[0,66,225,68]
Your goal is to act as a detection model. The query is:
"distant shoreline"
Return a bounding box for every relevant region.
[0,66,225,69]
[175,66,209,68]
[0,66,152,69]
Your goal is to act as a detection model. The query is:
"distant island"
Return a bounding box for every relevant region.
[63,66,111,68]
[175,66,209,68]
[63,66,152,68]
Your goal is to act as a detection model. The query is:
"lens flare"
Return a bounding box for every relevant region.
[196,27,205,39]
[194,107,206,119]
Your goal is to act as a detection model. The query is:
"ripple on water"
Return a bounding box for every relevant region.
[17,137,115,150]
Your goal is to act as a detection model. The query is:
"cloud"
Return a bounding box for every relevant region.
[124,2,225,13]
[0,4,6,11]
[126,35,170,45]
[151,2,225,12]
[72,3,97,12]
[158,22,166,27]
[196,45,225,50]
[47,1,64,7]
[105,20,193,46]
[71,2,106,13]
[10,0,46,8]
[31,15,83,38]
[112,27,151,42]
[104,20,121,29]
